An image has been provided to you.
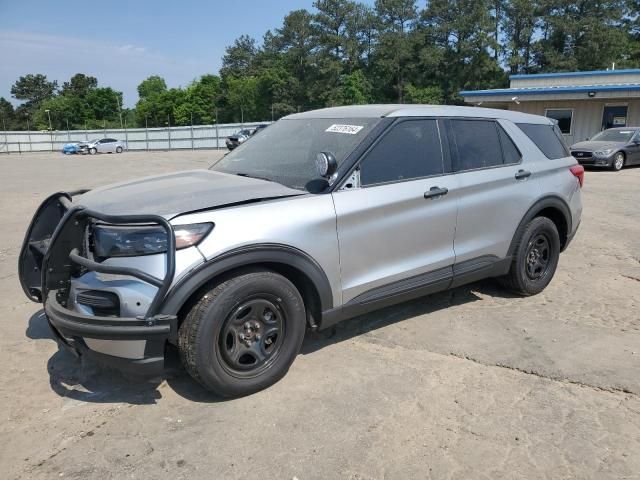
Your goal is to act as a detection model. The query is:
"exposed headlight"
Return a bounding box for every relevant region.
[92,223,213,258]
[594,148,615,156]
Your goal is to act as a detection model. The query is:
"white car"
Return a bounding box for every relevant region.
[87,138,125,154]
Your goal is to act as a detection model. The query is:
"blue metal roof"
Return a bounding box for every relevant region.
[460,83,640,97]
[509,69,640,80]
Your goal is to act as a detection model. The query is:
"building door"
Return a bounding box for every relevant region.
[602,105,628,130]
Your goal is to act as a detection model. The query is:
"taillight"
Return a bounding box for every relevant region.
[570,165,584,188]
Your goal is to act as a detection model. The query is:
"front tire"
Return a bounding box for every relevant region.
[89,147,97,155]
[178,269,306,397]
[611,152,625,171]
[499,217,560,296]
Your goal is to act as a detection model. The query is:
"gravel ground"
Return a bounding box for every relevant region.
[0,150,639,479]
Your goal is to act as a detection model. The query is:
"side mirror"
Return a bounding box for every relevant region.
[315,151,338,178]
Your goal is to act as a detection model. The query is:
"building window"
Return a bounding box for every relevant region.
[545,109,573,134]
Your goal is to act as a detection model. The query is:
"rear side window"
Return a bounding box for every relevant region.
[450,120,503,171]
[516,123,569,159]
[360,119,443,186]
[498,125,521,164]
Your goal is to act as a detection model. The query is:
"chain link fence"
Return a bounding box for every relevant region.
[0,122,269,154]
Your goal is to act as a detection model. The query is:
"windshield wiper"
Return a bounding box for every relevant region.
[236,172,274,183]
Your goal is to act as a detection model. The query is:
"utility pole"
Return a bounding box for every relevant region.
[271,104,274,122]
[1,113,8,154]
[26,113,32,151]
[167,114,171,150]
[215,107,219,149]
[190,112,194,150]
[45,109,53,151]
[66,118,70,141]
[116,96,124,129]
[145,115,149,151]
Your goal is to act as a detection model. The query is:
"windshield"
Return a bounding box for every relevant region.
[212,117,380,191]
[591,129,636,143]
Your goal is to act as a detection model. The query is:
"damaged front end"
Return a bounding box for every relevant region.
[19,191,177,375]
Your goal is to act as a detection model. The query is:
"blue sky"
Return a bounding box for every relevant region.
[0,0,373,107]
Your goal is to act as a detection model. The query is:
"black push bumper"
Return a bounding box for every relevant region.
[19,192,177,376]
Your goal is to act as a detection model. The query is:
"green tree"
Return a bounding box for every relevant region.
[135,76,168,127]
[404,84,443,104]
[61,73,98,98]
[0,97,15,130]
[375,0,418,102]
[174,75,222,125]
[137,75,168,99]
[10,74,58,112]
[220,35,258,77]
[225,76,260,122]
[533,1,629,71]
[337,70,373,104]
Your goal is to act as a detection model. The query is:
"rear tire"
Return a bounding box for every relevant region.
[499,217,560,296]
[116,146,123,153]
[178,269,306,397]
[611,152,625,171]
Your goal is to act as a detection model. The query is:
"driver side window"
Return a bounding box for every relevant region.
[359,119,444,186]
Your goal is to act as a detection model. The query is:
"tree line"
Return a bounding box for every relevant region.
[2,0,639,131]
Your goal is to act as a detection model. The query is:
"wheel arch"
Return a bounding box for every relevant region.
[160,244,333,336]
[508,196,572,256]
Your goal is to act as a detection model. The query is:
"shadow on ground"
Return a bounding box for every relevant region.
[26,279,509,405]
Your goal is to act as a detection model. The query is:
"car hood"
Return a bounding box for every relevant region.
[76,169,305,219]
[570,140,624,152]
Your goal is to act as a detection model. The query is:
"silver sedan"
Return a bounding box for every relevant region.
[87,138,125,154]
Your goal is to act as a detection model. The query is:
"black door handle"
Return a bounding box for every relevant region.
[424,186,449,199]
[515,169,531,180]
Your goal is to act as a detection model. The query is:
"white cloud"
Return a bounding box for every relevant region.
[0,31,218,107]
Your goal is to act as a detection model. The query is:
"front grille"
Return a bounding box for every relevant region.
[77,290,120,316]
[571,151,592,160]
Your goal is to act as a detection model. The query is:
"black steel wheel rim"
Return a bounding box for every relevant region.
[525,233,552,280]
[218,294,286,378]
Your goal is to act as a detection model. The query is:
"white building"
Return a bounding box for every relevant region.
[460,69,640,146]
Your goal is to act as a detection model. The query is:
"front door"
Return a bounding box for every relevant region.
[602,105,628,130]
[332,119,458,305]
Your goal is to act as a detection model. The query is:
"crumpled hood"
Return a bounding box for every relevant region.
[570,140,623,152]
[76,169,304,219]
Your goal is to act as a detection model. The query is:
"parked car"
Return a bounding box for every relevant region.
[252,124,269,134]
[86,138,125,154]
[225,129,253,150]
[570,127,640,171]
[19,105,583,397]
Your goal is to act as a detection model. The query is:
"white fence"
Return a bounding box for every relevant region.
[0,122,269,154]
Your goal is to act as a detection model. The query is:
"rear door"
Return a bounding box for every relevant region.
[446,118,540,280]
[332,118,458,304]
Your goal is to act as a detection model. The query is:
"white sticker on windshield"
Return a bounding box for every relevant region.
[325,124,364,135]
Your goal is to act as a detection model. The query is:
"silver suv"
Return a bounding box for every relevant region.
[19,105,583,397]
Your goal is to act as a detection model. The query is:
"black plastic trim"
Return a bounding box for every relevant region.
[159,243,334,317]
[319,255,512,330]
[507,196,572,255]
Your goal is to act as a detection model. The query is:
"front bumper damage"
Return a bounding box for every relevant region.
[19,191,177,376]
